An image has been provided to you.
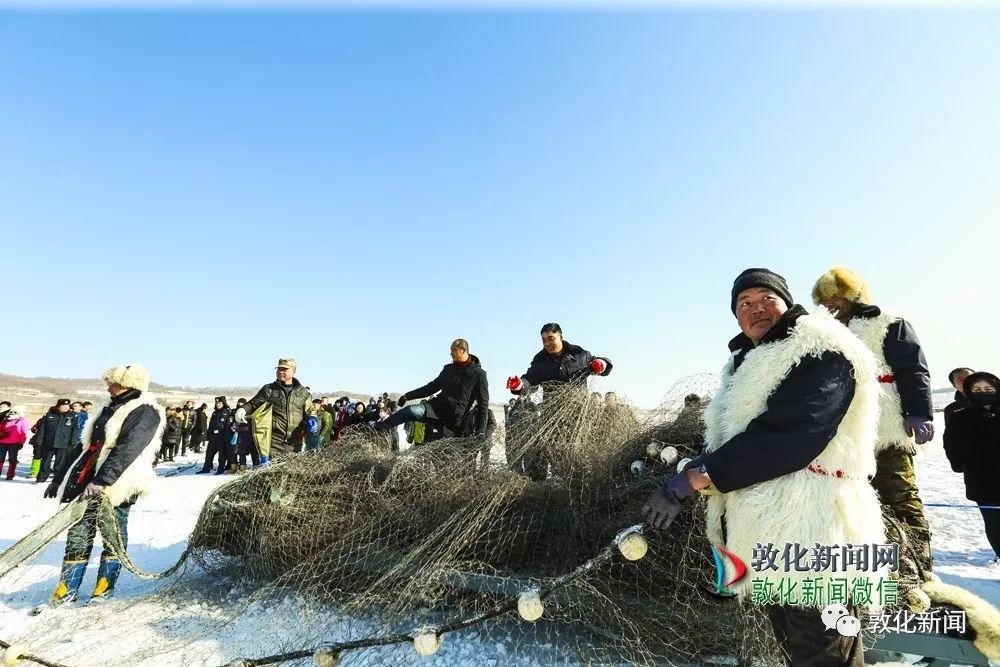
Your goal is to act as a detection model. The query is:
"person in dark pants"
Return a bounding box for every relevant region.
[42,363,164,607]
[813,266,935,571]
[189,403,208,455]
[644,269,885,667]
[505,323,613,481]
[943,371,1000,565]
[375,338,489,441]
[198,396,232,475]
[36,398,79,484]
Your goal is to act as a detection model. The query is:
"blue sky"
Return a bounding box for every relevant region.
[2,7,998,407]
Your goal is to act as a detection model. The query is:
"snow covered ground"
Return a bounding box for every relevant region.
[1,413,998,666]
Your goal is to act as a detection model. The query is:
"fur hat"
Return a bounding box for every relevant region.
[811,266,872,305]
[7,405,26,418]
[102,363,151,393]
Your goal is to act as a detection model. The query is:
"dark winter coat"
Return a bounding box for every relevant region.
[350,409,373,427]
[697,306,858,493]
[37,409,79,450]
[852,304,933,419]
[163,414,184,446]
[53,388,162,499]
[242,379,312,456]
[402,355,489,435]
[943,373,1000,503]
[518,342,612,394]
[944,391,969,428]
[191,408,209,437]
[477,408,497,438]
[181,407,196,434]
[208,400,233,441]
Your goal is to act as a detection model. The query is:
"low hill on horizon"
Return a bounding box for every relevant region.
[0,372,377,422]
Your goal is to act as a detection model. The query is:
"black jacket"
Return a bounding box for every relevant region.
[944,391,968,428]
[698,306,857,494]
[943,373,1000,503]
[163,414,184,447]
[517,342,612,394]
[472,406,498,438]
[350,409,373,426]
[853,304,933,420]
[403,355,489,434]
[181,407,196,434]
[92,405,160,491]
[208,406,233,440]
[191,408,209,436]
[53,389,162,499]
[37,409,79,450]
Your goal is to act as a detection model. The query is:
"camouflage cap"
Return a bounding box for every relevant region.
[276,358,297,370]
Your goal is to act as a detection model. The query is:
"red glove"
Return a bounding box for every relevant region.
[589,358,606,375]
[506,375,523,392]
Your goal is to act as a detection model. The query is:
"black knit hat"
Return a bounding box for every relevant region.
[731,268,794,314]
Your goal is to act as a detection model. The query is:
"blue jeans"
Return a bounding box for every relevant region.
[61,501,131,595]
[377,403,430,430]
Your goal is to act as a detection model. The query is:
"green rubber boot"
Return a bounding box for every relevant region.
[28,458,41,479]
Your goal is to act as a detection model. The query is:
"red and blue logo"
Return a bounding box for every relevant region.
[705,544,747,599]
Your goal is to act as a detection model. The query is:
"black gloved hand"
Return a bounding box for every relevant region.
[397,395,407,408]
[641,472,695,530]
[44,482,60,499]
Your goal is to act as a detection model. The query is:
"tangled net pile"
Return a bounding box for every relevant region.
[3,376,796,667]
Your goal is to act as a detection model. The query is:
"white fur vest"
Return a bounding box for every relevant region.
[703,309,886,607]
[58,393,164,507]
[848,310,919,455]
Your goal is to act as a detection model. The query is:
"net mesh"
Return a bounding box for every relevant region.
[4,374,930,667]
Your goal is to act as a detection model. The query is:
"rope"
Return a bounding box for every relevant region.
[219,524,642,667]
[0,482,653,667]
[0,640,72,667]
[925,503,1000,510]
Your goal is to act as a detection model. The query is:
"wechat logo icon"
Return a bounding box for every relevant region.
[821,603,860,637]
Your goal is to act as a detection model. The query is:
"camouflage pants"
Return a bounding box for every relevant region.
[871,448,932,571]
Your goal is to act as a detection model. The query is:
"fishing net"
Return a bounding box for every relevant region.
[2,375,792,667]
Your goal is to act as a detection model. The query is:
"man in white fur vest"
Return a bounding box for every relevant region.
[813,266,934,572]
[643,268,885,667]
[41,363,164,608]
